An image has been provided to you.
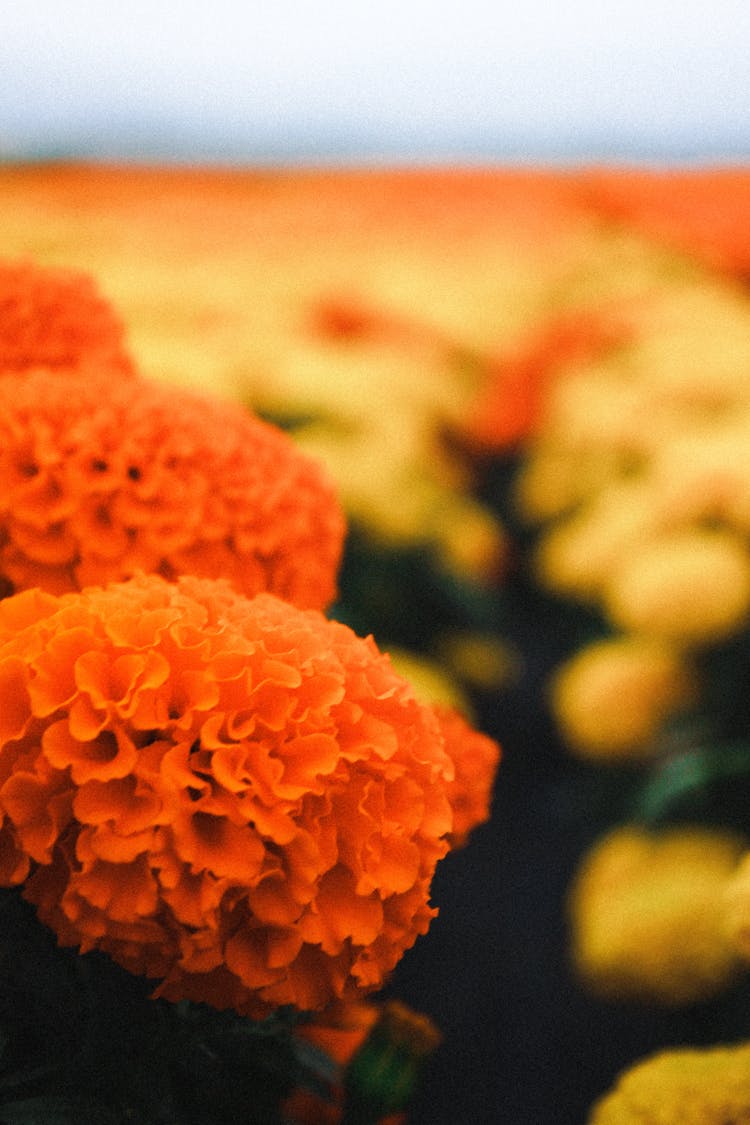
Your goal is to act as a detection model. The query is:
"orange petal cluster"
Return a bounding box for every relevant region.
[0,573,454,1017]
[0,259,135,376]
[0,368,345,608]
[432,705,500,848]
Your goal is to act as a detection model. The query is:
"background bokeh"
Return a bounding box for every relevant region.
[3,7,750,1125]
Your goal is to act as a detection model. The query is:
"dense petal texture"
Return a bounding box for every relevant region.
[0,259,135,376]
[0,369,345,608]
[0,574,454,1016]
[432,705,500,848]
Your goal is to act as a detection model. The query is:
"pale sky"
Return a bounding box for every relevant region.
[2,0,749,162]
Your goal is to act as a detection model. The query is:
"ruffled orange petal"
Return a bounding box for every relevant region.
[0,656,32,743]
[42,719,139,784]
[0,368,345,608]
[0,574,463,1016]
[0,768,72,864]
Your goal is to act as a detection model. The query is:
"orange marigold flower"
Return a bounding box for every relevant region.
[0,574,454,1017]
[432,705,500,848]
[0,259,135,376]
[0,369,345,608]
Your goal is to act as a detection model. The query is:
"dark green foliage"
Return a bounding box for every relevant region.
[0,890,334,1125]
[635,738,750,837]
[332,522,506,653]
[0,1095,123,1124]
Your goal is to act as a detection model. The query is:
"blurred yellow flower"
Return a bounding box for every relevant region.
[589,1041,750,1124]
[386,648,471,715]
[604,527,750,644]
[551,636,696,762]
[569,826,746,1005]
[723,852,750,967]
[516,269,750,665]
[437,632,520,694]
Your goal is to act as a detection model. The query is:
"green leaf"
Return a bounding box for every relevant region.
[635,739,750,833]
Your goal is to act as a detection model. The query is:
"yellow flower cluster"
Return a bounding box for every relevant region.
[517,273,750,760]
[569,826,746,1005]
[589,1041,750,1124]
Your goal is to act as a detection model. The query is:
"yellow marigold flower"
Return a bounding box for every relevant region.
[437,632,520,693]
[428,497,507,587]
[649,417,750,533]
[569,826,745,1005]
[603,527,750,643]
[589,1040,750,1124]
[0,574,456,1017]
[551,637,696,762]
[0,259,135,376]
[0,369,345,608]
[515,446,622,525]
[534,482,665,602]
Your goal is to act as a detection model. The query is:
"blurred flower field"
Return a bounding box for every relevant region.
[1,162,750,1123]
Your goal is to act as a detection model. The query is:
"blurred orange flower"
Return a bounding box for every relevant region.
[284,999,440,1124]
[0,259,135,376]
[462,308,628,452]
[582,167,750,278]
[0,574,455,1017]
[0,368,345,607]
[432,705,500,848]
[283,1002,406,1125]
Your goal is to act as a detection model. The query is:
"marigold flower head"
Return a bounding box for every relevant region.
[604,527,750,644]
[589,1040,750,1124]
[0,259,135,376]
[0,574,454,1017]
[551,636,697,762]
[0,369,345,608]
[569,826,745,1005]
